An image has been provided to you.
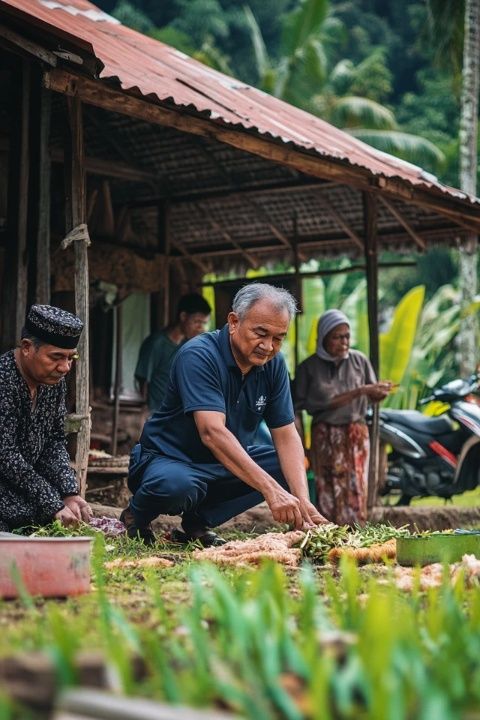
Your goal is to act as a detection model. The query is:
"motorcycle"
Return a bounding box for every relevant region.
[379,374,480,505]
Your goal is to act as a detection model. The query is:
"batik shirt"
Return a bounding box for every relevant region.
[0,351,78,530]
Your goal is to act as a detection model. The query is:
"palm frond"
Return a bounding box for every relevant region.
[348,129,445,169]
[329,59,354,85]
[243,5,270,80]
[330,96,396,130]
[282,0,330,55]
[296,38,328,85]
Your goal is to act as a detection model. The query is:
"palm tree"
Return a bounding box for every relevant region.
[427,0,480,375]
[245,0,444,169]
[457,0,480,375]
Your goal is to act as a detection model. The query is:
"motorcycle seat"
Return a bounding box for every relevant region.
[380,410,453,435]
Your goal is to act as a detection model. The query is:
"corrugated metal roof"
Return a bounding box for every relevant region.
[2,0,477,206]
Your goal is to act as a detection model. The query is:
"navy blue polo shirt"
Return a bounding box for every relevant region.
[140,324,294,464]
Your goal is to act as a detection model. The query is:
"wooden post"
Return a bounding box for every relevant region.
[111,303,122,456]
[158,201,171,326]
[363,191,380,513]
[292,210,300,371]
[35,86,52,304]
[0,58,30,350]
[64,97,90,498]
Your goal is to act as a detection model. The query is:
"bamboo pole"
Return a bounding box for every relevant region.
[111,303,122,456]
[64,96,90,498]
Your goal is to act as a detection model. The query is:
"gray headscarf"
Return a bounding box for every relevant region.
[316,309,350,362]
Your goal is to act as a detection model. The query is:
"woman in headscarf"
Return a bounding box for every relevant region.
[294,309,392,525]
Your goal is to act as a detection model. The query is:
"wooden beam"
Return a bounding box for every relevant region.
[379,196,426,250]
[86,187,99,223]
[115,205,131,244]
[50,147,160,184]
[43,68,480,232]
[111,303,122,456]
[43,70,368,185]
[64,96,90,495]
[363,191,380,514]
[379,179,480,232]
[84,106,163,190]
[318,197,364,250]
[173,221,466,262]
[201,261,417,287]
[168,235,208,273]
[0,23,57,66]
[181,237,353,260]
[188,137,298,262]
[125,179,335,208]
[363,192,379,374]
[195,204,259,268]
[35,86,52,304]
[243,196,303,257]
[1,58,30,350]
[158,202,171,325]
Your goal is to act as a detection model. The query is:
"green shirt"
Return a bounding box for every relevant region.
[135,330,182,411]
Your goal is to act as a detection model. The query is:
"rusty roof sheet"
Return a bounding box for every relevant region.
[2,0,478,206]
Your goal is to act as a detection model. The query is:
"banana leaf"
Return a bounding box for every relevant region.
[301,276,325,359]
[380,285,425,385]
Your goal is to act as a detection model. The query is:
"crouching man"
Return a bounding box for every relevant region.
[122,283,327,546]
[0,305,92,531]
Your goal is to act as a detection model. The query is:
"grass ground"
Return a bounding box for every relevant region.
[0,530,267,657]
[1,526,480,720]
[412,485,480,507]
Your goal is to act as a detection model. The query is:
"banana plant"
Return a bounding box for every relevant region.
[380,285,425,387]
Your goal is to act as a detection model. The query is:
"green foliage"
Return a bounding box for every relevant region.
[380,285,425,386]
[328,95,396,130]
[281,0,329,56]
[102,0,465,176]
[111,0,153,33]
[426,0,465,76]
[170,0,230,46]
[349,129,445,168]
[4,555,480,718]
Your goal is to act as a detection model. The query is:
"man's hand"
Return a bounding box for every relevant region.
[265,485,304,528]
[54,505,80,527]
[266,487,329,529]
[297,497,329,528]
[63,495,92,522]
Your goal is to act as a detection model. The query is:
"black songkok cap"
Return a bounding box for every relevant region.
[24,305,83,349]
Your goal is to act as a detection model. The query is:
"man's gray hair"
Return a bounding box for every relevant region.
[232,283,298,321]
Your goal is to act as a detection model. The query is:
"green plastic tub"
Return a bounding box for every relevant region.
[396,531,480,566]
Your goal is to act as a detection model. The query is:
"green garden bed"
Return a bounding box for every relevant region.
[0,528,480,720]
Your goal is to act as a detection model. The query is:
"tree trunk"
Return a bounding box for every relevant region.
[458,0,480,376]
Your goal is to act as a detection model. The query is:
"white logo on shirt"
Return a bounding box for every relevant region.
[255,395,267,411]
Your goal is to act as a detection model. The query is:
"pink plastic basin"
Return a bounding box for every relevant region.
[0,536,92,598]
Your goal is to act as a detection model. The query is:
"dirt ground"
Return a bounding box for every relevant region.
[91,498,480,534]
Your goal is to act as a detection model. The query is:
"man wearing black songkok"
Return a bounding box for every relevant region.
[0,304,92,531]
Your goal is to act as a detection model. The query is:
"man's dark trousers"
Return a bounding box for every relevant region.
[128,443,287,529]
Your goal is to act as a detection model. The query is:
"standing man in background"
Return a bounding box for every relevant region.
[135,293,211,412]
